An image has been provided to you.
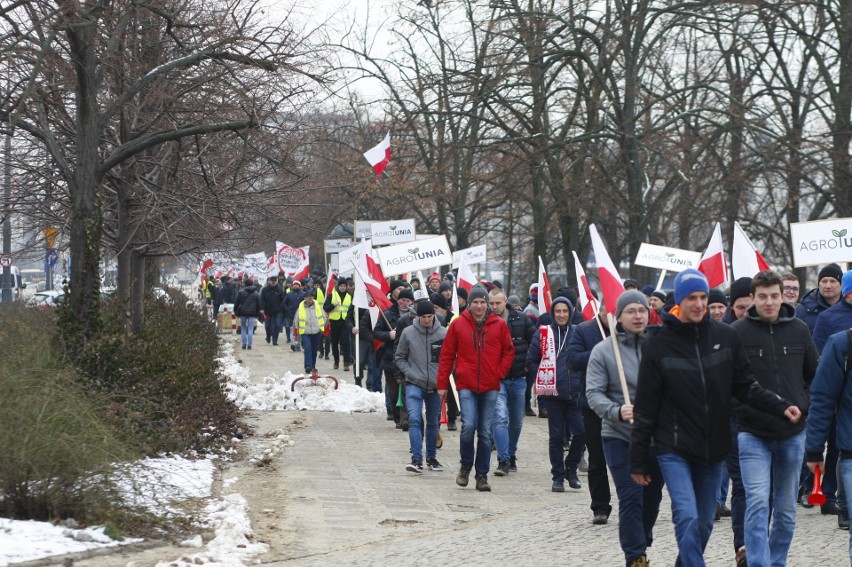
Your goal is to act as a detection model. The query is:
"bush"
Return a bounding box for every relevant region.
[0,305,133,522]
[77,289,240,455]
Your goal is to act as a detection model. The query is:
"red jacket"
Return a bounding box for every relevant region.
[437,310,515,393]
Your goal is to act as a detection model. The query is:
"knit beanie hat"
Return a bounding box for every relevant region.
[439,282,453,293]
[616,290,650,319]
[416,301,435,316]
[708,288,729,306]
[818,263,843,284]
[651,290,667,302]
[507,295,521,307]
[429,293,448,310]
[674,269,709,304]
[397,289,415,302]
[729,277,752,305]
[843,271,852,298]
[389,279,407,293]
[456,287,468,300]
[468,286,488,304]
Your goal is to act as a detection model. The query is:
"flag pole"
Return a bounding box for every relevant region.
[354,266,361,385]
[655,269,667,291]
[607,313,632,423]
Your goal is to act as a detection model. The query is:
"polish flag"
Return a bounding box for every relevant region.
[367,255,390,295]
[731,221,770,280]
[698,222,730,289]
[200,258,214,276]
[572,251,600,321]
[363,132,391,179]
[353,263,393,312]
[452,283,460,315]
[589,224,625,315]
[537,256,552,313]
[456,257,477,294]
[352,241,385,328]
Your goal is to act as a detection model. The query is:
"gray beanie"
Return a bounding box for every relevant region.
[616,290,650,319]
[468,286,488,304]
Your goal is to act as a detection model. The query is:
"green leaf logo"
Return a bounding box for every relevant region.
[666,252,674,257]
[390,226,396,230]
[408,248,419,254]
[833,229,848,237]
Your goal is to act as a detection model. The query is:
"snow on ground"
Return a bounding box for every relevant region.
[1,338,380,566]
[217,341,385,413]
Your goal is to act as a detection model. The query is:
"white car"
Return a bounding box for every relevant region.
[26,290,66,309]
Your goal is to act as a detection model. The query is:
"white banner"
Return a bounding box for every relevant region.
[276,242,310,279]
[243,252,269,276]
[634,243,701,272]
[790,217,852,267]
[329,253,339,274]
[452,244,487,267]
[376,235,452,276]
[338,240,372,277]
[370,218,417,246]
[324,238,352,254]
[354,220,376,240]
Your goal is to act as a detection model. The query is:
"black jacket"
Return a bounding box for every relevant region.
[501,306,534,379]
[630,308,792,473]
[373,304,405,373]
[731,303,818,440]
[259,284,285,315]
[345,305,375,343]
[566,316,610,409]
[234,285,260,317]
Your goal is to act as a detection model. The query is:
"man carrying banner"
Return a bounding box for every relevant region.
[438,287,514,492]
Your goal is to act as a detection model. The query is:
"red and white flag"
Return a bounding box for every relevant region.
[353,262,393,312]
[589,224,625,315]
[363,131,391,179]
[352,240,385,328]
[731,221,770,280]
[572,251,600,321]
[537,256,552,313]
[698,223,730,289]
[456,257,477,294]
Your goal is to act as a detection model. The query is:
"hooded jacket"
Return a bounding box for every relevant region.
[806,330,852,461]
[812,298,852,353]
[374,303,406,373]
[731,302,818,440]
[566,316,610,408]
[436,308,514,393]
[259,283,285,315]
[525,297,579,400]
[796,287,835,332]
[500,305,535,379]
[629,308,793,474]
[395,316,447,391]
[586,325,647,443]
[234,285,260,317]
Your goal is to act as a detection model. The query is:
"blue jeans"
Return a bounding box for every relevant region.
[458,389,498,477]
[603,437,664,565]
[406,384,441,463]
[657,452,724,567]
[738,431,805,567]
[301,333,321,371]
[540,396,585,481]
[493,377,527,463]
[240,316,256,347]
[840,459,852,562]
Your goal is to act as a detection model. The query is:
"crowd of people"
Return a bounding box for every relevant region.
[202,263,852,567]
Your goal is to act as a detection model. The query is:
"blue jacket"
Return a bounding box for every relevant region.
[796,288,835,332]
[283,289,305,319]
[806,330,852,460]
[566,317,609,408]
[812,299,852,353]
[526,298,578,400]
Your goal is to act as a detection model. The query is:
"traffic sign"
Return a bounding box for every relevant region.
[0,254,11,268]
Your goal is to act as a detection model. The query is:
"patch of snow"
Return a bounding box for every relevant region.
[0,521,142,566]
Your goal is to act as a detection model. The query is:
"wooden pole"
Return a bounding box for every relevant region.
[607,313,633,423]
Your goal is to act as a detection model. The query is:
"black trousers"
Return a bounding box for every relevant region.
[582,407,613,516]
[329,319,351,363]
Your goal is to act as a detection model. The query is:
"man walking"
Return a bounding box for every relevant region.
[630,269,802,567]
[488,288,534,476]
[324,278,353,371]
[437,287,514,492]
[295,288,325,373]
[259,275,285,346]
[732,270,818,566]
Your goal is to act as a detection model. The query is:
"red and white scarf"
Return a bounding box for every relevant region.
[534,325,559,396]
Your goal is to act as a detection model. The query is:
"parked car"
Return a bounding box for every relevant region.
[26,290,66,309]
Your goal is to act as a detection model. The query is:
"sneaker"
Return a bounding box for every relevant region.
[334,361,339,370]
[800,493,814,509]
[436,432,442,449]
[567,469,582,489]
[426,458,443,471]
[247,345,252,350]
[822,502,841,515]
[456,465,471,487]
[509,455,518,472]
[406,460,423,473]
[475,475,491,492]
[552,480,565,492]
[735,546,747,567]
[628,555,649,567]
[343,363,350,371]
[447,421,457,431]
[593,513,608,525]
[578,456,589,473]
[494,461,510,477]
[839,510,850,530]
[720,504,732,517]
[242,344,247,350]
[266,336,271,344]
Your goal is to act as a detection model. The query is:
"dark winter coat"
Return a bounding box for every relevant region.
[629,308,793,474]
[731,302,818,440]
[395,317,447,392]
[526,298,579,400]
[812,299,852,353]
[796,287,835,332]
[282,289,305,319]
[345,305,375,344]
[437,309,515,393]
[220,282,237,304]
[806,330,852,461]
[566,316,610,408]
[259,284,285,315]
[501,306,535,379]
[234,285,260,317]
[374,304,406,373]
